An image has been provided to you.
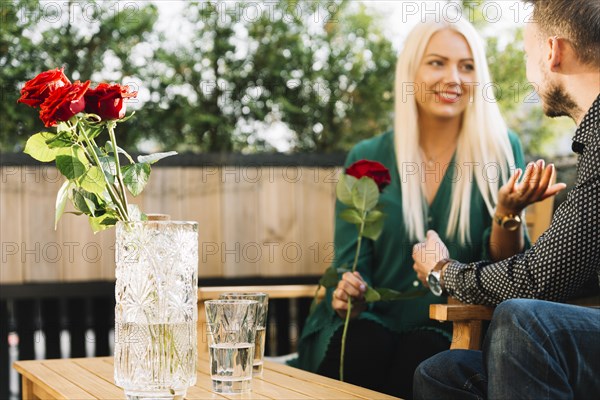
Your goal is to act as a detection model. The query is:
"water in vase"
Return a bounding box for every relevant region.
[114,322,197,399]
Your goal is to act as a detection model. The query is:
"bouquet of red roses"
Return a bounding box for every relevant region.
[18,68,175,232]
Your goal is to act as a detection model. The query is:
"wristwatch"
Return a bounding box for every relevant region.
[427,258,451,296]
[494,212,522,231]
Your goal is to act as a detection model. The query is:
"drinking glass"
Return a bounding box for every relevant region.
[204,299,259,394]
[219,292,269,376]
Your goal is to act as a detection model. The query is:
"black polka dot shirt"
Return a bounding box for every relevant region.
[444,94,600,306]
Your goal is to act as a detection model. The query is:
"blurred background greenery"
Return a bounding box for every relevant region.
[0,0,576,155]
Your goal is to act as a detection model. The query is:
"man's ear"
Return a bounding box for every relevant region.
[548,36,562,72]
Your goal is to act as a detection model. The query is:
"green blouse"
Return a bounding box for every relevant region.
[294,130,527,372]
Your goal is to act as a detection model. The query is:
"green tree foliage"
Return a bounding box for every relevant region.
[247,1,396,152]
[1,0,158,151]
[136,0,396,152]
[2,0,567,155]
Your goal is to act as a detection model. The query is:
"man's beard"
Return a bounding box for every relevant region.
[541,82,580,119]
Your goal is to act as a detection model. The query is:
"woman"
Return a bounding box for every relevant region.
[294,18,558,399]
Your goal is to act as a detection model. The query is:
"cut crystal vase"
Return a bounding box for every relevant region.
[114,220,198,400]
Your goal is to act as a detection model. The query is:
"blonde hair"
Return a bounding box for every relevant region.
[394,19,515,244]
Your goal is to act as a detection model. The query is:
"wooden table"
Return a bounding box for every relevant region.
[14,355,401,399]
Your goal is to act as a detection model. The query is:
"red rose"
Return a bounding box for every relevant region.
[39,80,91,127]
[84,83,137,120]
[17,67,71,108]
[345,159,391,192]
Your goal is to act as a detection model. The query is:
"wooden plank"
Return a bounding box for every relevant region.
[257,168,299,276]
[42,359,124,399]
[198,285,321,300]
[251,377,313,400]
[199,353,395,400]
[21,375,34,400]
[91,357,229,399]
[298,167,339,275]
[143,167,185,219]
[58,202,103,282]
[186,384,231,400]
[429,304,494,322]
[0,166,24,283]
[260,361,400,400]
[184,167,223,278]
[20,166,63,282]
[32,384,55,400]
[194,368,270,400]
[74,357,117,383]
[221,166,260,277]
[100,227,116,281]
[450,321,483,350]
[13,360,96,399]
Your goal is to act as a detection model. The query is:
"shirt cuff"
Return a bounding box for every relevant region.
[442,260,461,296]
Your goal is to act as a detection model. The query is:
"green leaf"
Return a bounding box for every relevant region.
[318,265,339,288]
[84,125,105,141]
[64,211,84,216]
[24,132,64,162]
[56,154,86,179]
[336,174,357,207]
[122,163,151,196]
[54,180,72,229]
[78,166,106,195]
[72,188,100,216]
[45,131,73,149]
[351,177,379,212]
[88,213,119,233]
[137,151,178,164]
[339,208,363,225]
[365,209,385,223]
[370,288,429,302]
[364,286,381,302]
[98,156,117,183]
[362,217,384,241]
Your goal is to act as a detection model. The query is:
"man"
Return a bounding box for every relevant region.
[412,0,600,399]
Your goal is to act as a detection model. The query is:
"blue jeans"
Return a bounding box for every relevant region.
[414,299,600,400]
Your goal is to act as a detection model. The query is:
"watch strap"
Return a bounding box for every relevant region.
[433,258,451,294]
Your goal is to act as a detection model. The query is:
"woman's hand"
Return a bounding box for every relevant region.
[332,271,367,319]
[497,160,567,215]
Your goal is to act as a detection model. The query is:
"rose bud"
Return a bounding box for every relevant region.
[85,83,137,120]
[345,160,392,192]
[17,67,71,108]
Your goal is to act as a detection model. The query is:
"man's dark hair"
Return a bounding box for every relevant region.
[524,0,600,66]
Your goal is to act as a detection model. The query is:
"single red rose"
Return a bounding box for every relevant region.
[84,83,137,120]
[39,80,91,127]
[345,159,391,192]
[17,67,71,108]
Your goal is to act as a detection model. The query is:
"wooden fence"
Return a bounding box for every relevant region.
[1,154,345,284]
[1,153,578,284]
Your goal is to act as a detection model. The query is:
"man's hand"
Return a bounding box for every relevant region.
[332,271,367,319]
[412,230,449,286]
[497,160,566,216]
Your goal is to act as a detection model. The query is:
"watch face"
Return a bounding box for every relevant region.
[502,218,521,231]
[427,272,443,296]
